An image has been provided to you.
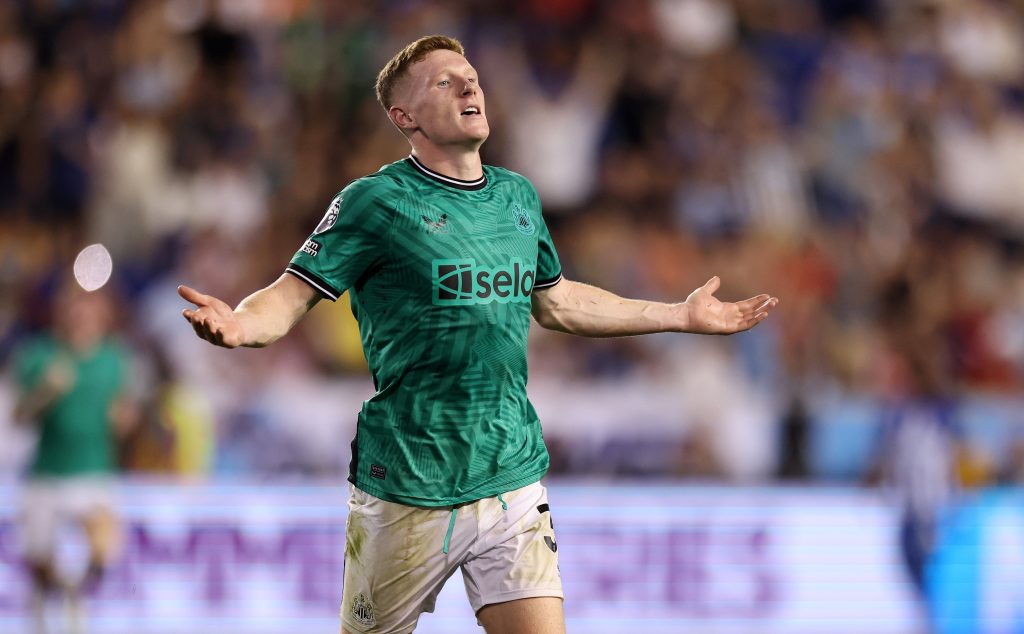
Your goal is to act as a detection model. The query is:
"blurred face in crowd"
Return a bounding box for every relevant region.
[389,49,489,152]
[55,288,112,352]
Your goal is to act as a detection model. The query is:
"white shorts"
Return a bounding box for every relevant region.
[19,477,116,563]
[341,481,562,633]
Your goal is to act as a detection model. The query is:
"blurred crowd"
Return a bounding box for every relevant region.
[1,0,1023,484]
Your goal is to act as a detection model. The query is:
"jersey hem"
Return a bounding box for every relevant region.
[349,468,548,508]
[26,469,116,479]
[285,264,341,301]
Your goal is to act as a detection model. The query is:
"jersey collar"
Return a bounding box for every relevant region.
[406,155,487,191]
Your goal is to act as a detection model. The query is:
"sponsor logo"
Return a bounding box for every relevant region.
[301,239,320,257]
[315,196,341,234]
[421,213,450,233]
[511,202,535,235]
[351,593,376,627]
[432,258,536,306]
[370,464,387,480]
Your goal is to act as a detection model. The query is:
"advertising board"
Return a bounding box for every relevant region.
[0,483,923,634]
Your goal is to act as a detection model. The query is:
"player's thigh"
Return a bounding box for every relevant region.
[462,482,562,610]
[341,487,457,633]
[477,596,565,634]
[19,482,59,565]
[64,480,120,562]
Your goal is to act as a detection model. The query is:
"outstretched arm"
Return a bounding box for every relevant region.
[179,273,321,348]
[531,276,778,337]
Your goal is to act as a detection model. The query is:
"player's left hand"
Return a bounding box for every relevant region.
[682,276,778,335]
[178,285,246,348]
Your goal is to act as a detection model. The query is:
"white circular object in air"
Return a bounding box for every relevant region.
[73,243,113,291]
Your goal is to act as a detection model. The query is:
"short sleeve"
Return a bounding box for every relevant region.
[530,185,562,289]
[287,179,392,301]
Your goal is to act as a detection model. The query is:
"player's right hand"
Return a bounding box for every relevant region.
[178,285,245,348]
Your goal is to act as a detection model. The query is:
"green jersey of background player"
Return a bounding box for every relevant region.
[180,35,778,634]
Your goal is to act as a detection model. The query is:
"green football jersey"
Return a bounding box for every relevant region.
[288,156,562,507]
[15,335,127,477]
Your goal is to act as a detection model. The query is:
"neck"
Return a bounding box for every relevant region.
[62,333,101,355]
[409,144,483,181]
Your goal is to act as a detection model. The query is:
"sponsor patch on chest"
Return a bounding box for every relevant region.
[432,258,536,306]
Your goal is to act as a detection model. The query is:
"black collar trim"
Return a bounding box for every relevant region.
[406,156,487,191]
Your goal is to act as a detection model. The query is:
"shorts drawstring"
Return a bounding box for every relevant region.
[442,494,507,555]
[442,508,457,554]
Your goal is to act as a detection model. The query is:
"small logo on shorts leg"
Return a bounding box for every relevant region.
[370,464,387,480]
[544,536,558,553]
[351,593,376,628]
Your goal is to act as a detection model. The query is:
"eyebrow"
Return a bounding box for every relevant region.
[433,66,477,79]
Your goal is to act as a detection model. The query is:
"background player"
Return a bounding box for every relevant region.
[13,284,135,634]
[179,35,778,634]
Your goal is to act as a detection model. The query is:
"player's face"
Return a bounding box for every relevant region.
[400,49,489,149]
[56,290,111,351]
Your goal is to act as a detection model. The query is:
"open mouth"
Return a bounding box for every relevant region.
[461,106,481,116]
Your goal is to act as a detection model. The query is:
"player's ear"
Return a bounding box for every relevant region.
[388,105,416,133]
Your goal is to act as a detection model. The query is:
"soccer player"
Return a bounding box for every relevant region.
[179,35,778,634]
[13,284,134,634]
